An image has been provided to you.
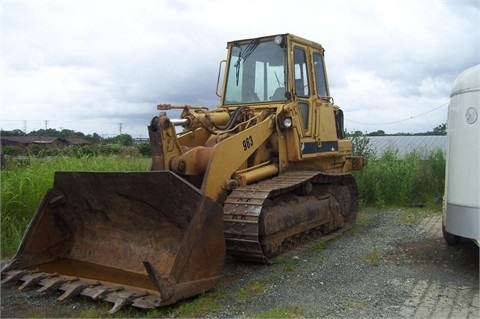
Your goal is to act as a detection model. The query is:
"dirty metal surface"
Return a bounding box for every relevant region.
[1,171,225,313]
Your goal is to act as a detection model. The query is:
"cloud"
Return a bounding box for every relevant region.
[1,0,478,136]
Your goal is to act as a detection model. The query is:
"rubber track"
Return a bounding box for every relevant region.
[223,171,358,263]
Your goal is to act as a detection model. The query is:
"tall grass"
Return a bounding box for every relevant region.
[1,155,150,257]
[353,149,445,207]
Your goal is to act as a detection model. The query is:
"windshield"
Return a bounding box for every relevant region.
[224,38,287,104]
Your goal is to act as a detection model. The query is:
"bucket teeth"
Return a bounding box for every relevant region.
[58,280,95,301]
[37,276,68,293]
[3,268,164,312]
[82,284,124,300]
[107,291,149,314]
[18,272,50,291]
[1,270,28,285]
[131,294,163,309]
[2,268,164,311]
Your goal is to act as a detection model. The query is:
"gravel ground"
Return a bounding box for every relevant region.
[1,207,479,318]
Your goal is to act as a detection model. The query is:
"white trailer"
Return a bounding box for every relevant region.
[443,64,480,246]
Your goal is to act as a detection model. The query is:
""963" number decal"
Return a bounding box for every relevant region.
[242,136,254,151]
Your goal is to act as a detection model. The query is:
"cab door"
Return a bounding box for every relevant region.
[292,45,339,159]
[293,45,321,158]
[293,46,313,139]
[311,49,341,154]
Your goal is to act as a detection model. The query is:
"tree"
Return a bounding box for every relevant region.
[432,124,447,135]
[347,131,374,158]
[0,129,27,136]
[85,132,103,143]
[367,130,386,136]
[136,142,151,157]
[106,134,134,146]
[28,128,60,137]
[58,129,85,139]
[345,130,364,137]
[413,123,447,136]
[118,134,133,147]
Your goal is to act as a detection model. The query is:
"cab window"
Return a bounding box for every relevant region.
[313,53,328,97]
[293,47,309,97]
[224,39,286,104]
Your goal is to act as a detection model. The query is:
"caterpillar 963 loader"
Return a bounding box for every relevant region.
[1,34,363,313]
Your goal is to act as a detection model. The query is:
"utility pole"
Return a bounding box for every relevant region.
[44,120,49,130]
[118,123,123,135]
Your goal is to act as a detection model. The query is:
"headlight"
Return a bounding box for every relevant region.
[274,35,284,45]
[281,117,293,129]
[283,117,293,128]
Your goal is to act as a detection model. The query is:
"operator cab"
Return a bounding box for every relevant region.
[224,36,286,104]
[222,34,330,105]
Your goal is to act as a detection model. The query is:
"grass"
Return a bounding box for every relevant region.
[361,246,381,266]
[343,300,369,310]
[275,255,302,272]
[166,293,219,318]
[78,292,221,318]
[353,149,445,207]
[309,241,327,252]
[254,306,303,318]
[235,279,268,302]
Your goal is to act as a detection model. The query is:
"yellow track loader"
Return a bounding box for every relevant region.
[1,34,363,313]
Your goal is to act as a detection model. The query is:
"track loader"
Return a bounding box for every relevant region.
[1,34,363,313]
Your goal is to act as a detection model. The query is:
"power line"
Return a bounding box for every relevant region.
[346,101,448,126]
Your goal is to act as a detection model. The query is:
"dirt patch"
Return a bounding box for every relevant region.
[385,236,478,266]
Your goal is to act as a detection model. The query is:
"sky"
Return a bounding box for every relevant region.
[1,0,479,138]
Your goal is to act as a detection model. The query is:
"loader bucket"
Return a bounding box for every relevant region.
[1,171,225,313]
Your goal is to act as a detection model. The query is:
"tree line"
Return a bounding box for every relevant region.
[346,123,446,137]
[2,123,447,142]
[1,128,134,146]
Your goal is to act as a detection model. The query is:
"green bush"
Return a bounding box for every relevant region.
[1,145,23,157]
[354,149,445,207]
[136,142,152,157]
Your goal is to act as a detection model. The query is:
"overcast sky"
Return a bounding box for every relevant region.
[1,0,478,137]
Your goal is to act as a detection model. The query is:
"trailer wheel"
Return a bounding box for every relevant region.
[442,225,461,245]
